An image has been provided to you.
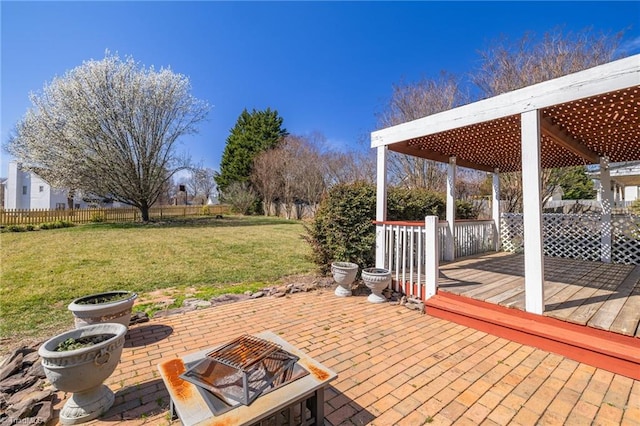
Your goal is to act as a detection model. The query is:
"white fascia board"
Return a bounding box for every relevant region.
[371,54,640,148]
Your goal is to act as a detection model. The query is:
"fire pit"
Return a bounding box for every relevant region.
[180,334,306,408]
[158,331,337,426]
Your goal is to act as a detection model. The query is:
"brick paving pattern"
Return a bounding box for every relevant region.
[52,288,640,425]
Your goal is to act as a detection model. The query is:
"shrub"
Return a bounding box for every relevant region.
[304,182,377,275]
[387,187,445,220]
[90,211,105,223]
[304,183,481,274]
[39,220,75,230]
[25,224,36,231]
[630,199,640,215]
[223,182,258,215]
[5,225,27,232]
[201,205,211,216]
[456,199,480,220]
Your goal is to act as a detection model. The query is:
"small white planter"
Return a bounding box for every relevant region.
[331,262,359,297]
[361,268,391,303]
[68,291,138,329]
[38,323,127,424]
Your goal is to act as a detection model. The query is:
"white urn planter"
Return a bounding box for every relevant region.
[331,262,359,297]
[68,291,138,329]
[361,268,392,303]
[38,323,127,424]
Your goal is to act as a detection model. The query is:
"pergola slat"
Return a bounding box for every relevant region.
[373,55,640,173]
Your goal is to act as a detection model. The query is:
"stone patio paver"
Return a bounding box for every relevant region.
[44,287,639,425]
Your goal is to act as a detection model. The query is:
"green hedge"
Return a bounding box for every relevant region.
[304,182,479,274]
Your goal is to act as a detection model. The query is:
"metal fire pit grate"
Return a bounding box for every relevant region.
[180,334,304,407]
[208,334,281,371]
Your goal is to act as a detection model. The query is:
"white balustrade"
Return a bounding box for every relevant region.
[376,219,497,298]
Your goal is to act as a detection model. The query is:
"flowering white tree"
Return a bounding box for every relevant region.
[7,53,209,221]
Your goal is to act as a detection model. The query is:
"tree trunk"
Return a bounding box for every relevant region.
[140,203,150,222]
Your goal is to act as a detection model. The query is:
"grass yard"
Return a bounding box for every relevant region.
[0,215,315,349]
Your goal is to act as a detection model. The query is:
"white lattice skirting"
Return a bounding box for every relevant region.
[501,213,639,265]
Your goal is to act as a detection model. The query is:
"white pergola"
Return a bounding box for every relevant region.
[371,54,640,315]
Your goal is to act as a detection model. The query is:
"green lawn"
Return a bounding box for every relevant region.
[0,215,315,346]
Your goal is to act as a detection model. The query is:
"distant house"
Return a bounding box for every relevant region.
[589,161,640,205]
[0,177,6,209]
[3,161,89,210]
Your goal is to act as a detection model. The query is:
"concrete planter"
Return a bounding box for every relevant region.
[361,268,391,303]
[331,262,359,297]
[68,291,137,329]
[38,323,127,424]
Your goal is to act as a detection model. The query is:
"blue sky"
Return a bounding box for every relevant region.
[2,1,639,178]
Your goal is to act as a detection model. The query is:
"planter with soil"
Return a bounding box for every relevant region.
[68,291,138,329]
[38,323,127,424]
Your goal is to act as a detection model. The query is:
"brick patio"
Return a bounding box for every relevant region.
[53,287,640,425]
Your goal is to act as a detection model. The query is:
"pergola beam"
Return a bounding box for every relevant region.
[389,142,495,173]
[540,117,600,164]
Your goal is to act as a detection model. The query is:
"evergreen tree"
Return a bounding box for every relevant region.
[559,166,596,200]
[215,108,287,194]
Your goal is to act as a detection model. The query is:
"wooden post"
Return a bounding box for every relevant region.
[492,169,501,251]
[600,157,612,263]
[424,215,439,299]
[521,110,545,315]
[445,156,456,261]
[375,146,388,268]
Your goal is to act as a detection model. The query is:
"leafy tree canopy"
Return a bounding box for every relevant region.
[215,108,287,194]
[6,53,209,221]
[558,166,596,200]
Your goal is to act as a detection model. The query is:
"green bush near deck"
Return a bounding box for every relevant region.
[304,183,479,274]
[304,182,377,275]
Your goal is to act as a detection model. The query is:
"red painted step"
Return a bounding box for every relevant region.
[425,291,640,380]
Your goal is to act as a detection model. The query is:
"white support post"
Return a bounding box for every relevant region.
[492,169,501,251]
[600,157,612,263]
[445,156,456,261]
[521,110,545,315]
[424,215,439,299]
[375,146,388,268]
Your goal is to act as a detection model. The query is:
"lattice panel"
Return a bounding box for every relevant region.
[501,214,525,253]
[501,213,639,265]
[542,214,601,261]
[612,215,640,265]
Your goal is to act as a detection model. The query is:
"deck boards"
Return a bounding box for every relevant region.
[588,267,640,332]
[427,253,640,338]
[609,277,640,337]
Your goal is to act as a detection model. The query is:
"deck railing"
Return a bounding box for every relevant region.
[375,219,496,297]
[0,205,230,226]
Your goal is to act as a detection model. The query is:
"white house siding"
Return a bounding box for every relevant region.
[4,162,87,210]
[5,161,30,209]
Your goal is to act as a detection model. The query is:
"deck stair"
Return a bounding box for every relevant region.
[425,291,640,380]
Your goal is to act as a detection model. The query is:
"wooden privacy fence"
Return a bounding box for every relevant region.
[0,205,231,226]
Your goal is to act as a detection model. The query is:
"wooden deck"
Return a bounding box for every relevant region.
[437,252,640,338]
